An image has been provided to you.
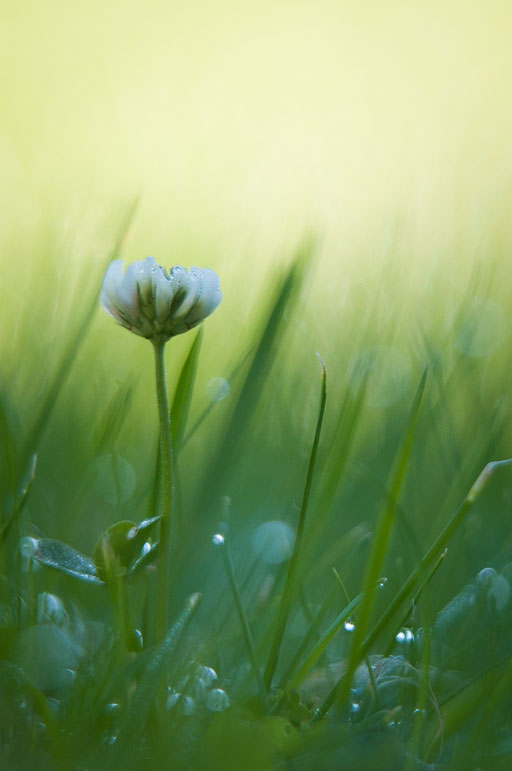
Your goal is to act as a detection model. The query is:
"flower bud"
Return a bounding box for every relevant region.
[100,257,221,343]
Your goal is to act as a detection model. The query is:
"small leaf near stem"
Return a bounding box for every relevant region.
[153,340,174,643]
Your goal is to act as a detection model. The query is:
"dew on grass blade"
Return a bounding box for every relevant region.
[206,377,230,402]
[344,621,356,632]
[194,664,218,685]
[212,533,225,547]
[206,688,230,712]
[251,520,295,564]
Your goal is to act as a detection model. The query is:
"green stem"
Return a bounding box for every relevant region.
[153,340,174,642]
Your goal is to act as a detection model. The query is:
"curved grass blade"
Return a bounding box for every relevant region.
[263,354,327,690]
[317,366,428,716]
[303,373,367,565]
[0,454,37,545]
[120,592,201,745]
[317,456,512,720]
[288,591,364,691]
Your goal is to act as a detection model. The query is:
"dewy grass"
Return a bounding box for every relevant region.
[4,226,512,770]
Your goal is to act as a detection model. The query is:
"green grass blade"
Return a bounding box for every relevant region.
[263,355,327,690]
[288,591,364,690]
[320,366,428,715]
[201,240,314,503]
[21,200,139,467]
[303,374,367,563]
[278,583,338,688]
[120,592,201,744]
[317,456,512,720]
[0,454,37,545]
[170,328,203,451]
[215,529,268,709]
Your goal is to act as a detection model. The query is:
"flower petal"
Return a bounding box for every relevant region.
[100,260,124,320]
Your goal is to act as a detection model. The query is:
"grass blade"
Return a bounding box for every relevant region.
[170,328,203,451]
[120,592,201,744]
[318,366,428,715]
[263,354,327,690]
[21,200,139,467]
[317,456,512,719]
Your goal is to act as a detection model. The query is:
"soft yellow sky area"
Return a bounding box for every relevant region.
[1,0,511,283]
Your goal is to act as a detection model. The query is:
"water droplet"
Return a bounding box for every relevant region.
[180,696,195,716]
[251,521,295,564]
[206,377,230,403]
[212,533,225,547]
[132,628,144,650]
[476,567,497,589]
[141,541,152,556]
[19,537,38,559]
[36,592,67,626]
[351,701,361,713]
[395,628,415,645]
[166,691,181,710]
[195,665,217,685]
[104,703,120,716]
[63,668,76,685]
[206,688,230,712]
[344,621,356,632]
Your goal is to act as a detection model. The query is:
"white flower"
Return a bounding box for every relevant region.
[100,257,221,342]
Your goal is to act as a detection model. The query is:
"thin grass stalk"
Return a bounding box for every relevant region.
[153,340,174,643]
[263,356,327,690]
[220,532,268,710]
[332,367,427,710]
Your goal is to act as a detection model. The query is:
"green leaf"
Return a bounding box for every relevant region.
[170,327,203,450]
[93,516,160,581]
[31,537,103,585]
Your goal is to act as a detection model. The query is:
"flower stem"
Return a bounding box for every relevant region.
[153,340,173,642]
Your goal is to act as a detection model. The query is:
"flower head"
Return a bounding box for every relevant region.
[100,257,221,343]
